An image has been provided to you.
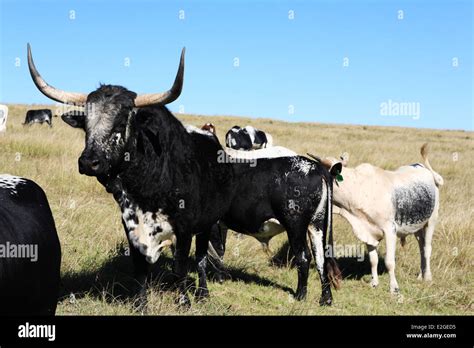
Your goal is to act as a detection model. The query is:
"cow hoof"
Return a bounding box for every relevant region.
[319,293,333,306]
[371,281,379,288]
[295,291,307,301]
[424,273,432,282]
[319,298,333,306]
[195,288,210,302]
[390,287,400,295]
[176,294,191,308]
[215,271,231,283]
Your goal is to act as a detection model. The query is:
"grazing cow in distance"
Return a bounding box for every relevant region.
[0,174,61,315]
[0,105,8,133]
[24,109,53,127]
[310,143,443,294]
[28,43,341,309]
[225,125,273,150]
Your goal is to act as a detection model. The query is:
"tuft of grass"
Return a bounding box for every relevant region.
[1,104,472,315]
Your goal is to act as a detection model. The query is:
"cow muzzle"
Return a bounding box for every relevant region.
[78,154,102,176]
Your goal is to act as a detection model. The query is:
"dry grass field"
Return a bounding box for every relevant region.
[1,104,472,315]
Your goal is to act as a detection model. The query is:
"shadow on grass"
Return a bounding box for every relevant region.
[270,241,387,281]
[59,243,296,305]
[336,256,387,280]
[59,246,177,305]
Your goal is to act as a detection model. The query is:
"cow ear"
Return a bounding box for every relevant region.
[61,111,85,129]
[329,162,343,176]
[340,152,349,167]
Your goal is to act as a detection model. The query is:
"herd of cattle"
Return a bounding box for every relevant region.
[0,45,443,315]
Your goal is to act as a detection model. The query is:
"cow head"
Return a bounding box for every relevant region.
[307,152,349,177]
[27,43,185,177]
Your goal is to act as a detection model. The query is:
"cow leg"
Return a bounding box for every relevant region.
[195,230,210,301]
[367,244,379,287]
[261,241,272,258]
[384,228,399,294]
[208,223,230,283]
[128,240,151,313]
[286,225,310,301]
[173,232,192,307]
[415,229,426,280]
[308,225,333,306]
[417,221,435,282]
[422,223,434,282]
[122,220,150,313]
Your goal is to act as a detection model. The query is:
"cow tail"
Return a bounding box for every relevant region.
[421,143,444,187]
[325,177,342,290]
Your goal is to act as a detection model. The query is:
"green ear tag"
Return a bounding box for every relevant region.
[336,174,344,182]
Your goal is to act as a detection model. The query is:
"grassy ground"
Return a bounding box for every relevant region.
[1,104,472,315]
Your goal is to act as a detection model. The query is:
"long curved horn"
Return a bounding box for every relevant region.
[134,47,185,107]
[27,43,87,105]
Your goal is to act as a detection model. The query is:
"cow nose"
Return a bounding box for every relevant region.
[78,155,101,175]
[91,159,100,169]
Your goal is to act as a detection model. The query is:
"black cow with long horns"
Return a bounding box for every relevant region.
[27,43,340,310]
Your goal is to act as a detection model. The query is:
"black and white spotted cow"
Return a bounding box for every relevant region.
[28,44,340,309]
[0,174,61,315]
[225,125,273,150]
[0,104,8,133]
[207,145,298,269]
[24,109,53,127]
[316,143,443,293]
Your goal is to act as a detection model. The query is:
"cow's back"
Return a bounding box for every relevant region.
[223,156,326,234]
[343,163,438,233]
[0,176,61,315]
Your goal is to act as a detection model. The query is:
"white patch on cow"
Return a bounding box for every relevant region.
[225,146,297,159]
[122,205,138,231]
[127,208,175,264]
[185,124,214,137]
[265,133,273,148]
[308,225,325,275]
[0,174,26,195]
[254,218,285,242]
[86,101,117,141]
[290,157,315,176]
[113,132,122,144]
[244,126,257,144]
[312,178,327,222]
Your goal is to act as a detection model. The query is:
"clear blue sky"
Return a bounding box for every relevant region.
[0,0,472,130]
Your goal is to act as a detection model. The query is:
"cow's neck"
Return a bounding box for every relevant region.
[115,105,196,205]
[332,166,358,210]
